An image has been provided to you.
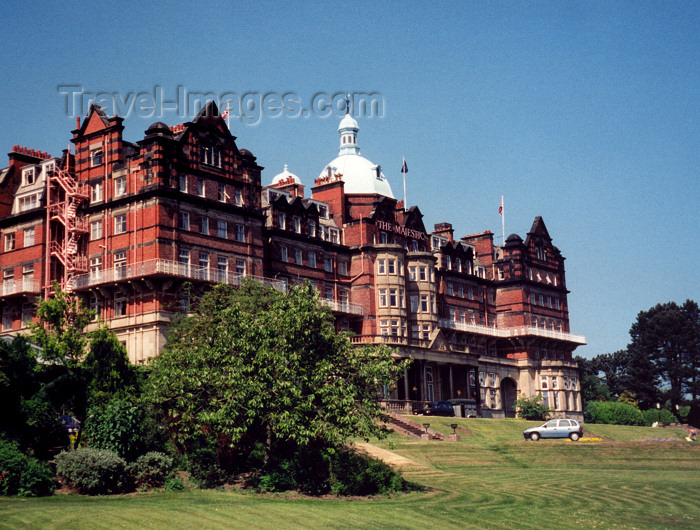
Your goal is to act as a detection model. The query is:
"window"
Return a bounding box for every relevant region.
[19,194,38,211]
[458,284,464,298]
[539,294,544,306]
[447,282,454,296]
[479,372,485,386]
[235,259,245,276]
[410,295,418,312]
[377,259,385,274]
[199,216,209,235]
[308,252,316,268]
[409,266,416,281]
[338,261,348,276]
[294,249,303,265]
[277,212,286,229]
[2,307,12,331]
[179,174,187,192]
[324,256,333,273]
[378,289,387,307]
[411,240,419,251]
[379,232,388,244]
[389,289,397,307]
[197,178,205,197]
[563,376,570,390]
[22,167,35,186]
[234,224,245,243]
[329,229,339,244]
[455,258,461,272]
[5,233,15,251]
[531,293,536,305]
[216,220,227,239]
[90,257,102,282]
[114,214,127,234]
[91,148,103,166]
[114,176,126,197]
[489,373,496,387]
[202,145,221,167]
[89,296,103,319]
[419,267,426,281]
[420,294,428,312]
[24,227,35,247]
[234,188,243,206]
[114,252,127,279]
[198,253,209,280]
[178,249,190,274]
[536,246,547,261]
[280,246,288,262]
[540,376,548,390]
[555,298,561,310]
[114,292,127,317]
[218,183,227,202]
[319,205,328,218]
[178,212,189,230]
[325,287,334,300]
[571,377,578,390]
[91,182,103,202]
[552,376,558,389]
[308,221,316,237]
[293,217,301,234]
[217,256,228,279]
[445,255,451,270]
[388,260,395,274]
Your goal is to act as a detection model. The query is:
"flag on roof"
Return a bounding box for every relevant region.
[221,105,230,121]
[498,196,503,215]
[400,158,408,173]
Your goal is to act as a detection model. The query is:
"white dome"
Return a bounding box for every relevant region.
[320,154,394,198]
[338,113,358,131]
[271,164,301,186]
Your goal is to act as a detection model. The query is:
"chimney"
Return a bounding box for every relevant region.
[434,222,454,242]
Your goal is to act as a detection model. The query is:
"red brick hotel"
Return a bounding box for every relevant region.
[0,102,585,418]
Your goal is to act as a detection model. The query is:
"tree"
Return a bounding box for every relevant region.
[29,284,136,448]
[148,281,407,465]
[628,300,699,409]
[574,355,611,405]
[514,393,550,421]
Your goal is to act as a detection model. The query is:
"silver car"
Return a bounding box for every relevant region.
[523,418,583,441]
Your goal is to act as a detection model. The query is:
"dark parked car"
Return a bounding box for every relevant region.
[523,418,583,441]
[415,401,455,417]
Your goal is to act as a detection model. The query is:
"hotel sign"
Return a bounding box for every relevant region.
[376,220,427,241]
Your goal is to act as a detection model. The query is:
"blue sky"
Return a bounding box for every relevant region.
[1,1,698,357]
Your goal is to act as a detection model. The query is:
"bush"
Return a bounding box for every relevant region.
[642,408,679,426]
[515,393,550,421]
[329,449,408,496]
[128,451,174,489]
[584,401,645,426]
[83,397,145,461]
[55,447,131,495]
[0,438,55,497]
[251,443,411,496]
[187,447,227,488]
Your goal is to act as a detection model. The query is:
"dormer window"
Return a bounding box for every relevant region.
[536,246,547,261]
[22,168,35,186]
[201,145,221,167]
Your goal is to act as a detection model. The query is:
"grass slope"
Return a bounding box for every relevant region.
[1,419,698,529]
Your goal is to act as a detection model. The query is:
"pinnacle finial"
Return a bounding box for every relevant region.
[345,93,351,115]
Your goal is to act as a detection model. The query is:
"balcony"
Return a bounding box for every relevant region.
[0,278,42,297]
[437,318,586,344]
[318,298,364,316]
[350,335,432,349]
[71,258,286,292]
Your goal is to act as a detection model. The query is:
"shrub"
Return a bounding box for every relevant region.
[55,447,131,495]
[163,476,185,491]
[643,408,679,426]
[251,443,411,496]
[515,393,550,421]
[83,397,145,461]
[329,449,408,496]
[187,447,227,488]
[0,438,55,497]
[128,451,174,489]
[585,401,644,426]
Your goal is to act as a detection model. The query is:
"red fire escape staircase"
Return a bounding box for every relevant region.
[44,164,89,296]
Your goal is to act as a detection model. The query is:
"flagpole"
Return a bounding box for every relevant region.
[403,157,407,208]
[501,195,505,245]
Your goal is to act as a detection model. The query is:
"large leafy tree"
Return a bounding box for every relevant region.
[29,284,135,446]
[148,281,407,462]
[628,300,699,408]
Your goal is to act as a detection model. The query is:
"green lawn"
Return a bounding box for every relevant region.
[1,419,698,529]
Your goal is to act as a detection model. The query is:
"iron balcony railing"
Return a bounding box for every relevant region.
[318,298,364,315]
[71,258,287,292]
[437,318,586,344]
[0,278,42,296]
